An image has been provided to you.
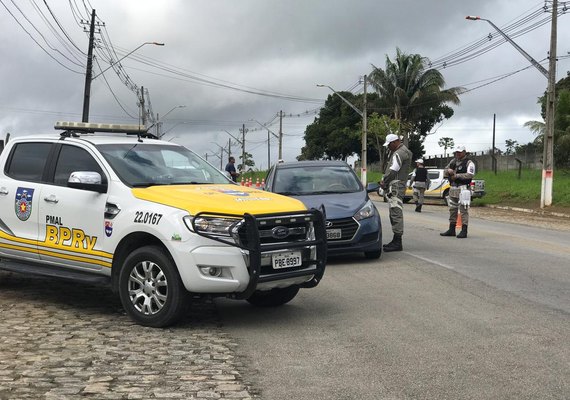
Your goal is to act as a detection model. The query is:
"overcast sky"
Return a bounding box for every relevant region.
[1,0,569,169]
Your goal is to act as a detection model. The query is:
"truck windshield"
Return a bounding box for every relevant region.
[97,143,232,187]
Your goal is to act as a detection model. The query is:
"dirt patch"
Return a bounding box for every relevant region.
[470,205,570,232]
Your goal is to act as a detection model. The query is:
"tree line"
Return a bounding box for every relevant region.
[299,48,570,170]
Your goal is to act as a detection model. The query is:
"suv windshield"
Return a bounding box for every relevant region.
[97,143,231,187]
[274,165,362,195]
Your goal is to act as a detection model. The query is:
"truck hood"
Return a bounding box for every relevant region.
[132,184,307,215]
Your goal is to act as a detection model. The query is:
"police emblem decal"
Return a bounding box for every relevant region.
[15,187,34,221]
[104,220,113,237]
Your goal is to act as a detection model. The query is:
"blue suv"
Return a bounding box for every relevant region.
[264,161,382,259]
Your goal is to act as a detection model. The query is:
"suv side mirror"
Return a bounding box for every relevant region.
[68,171,108,193]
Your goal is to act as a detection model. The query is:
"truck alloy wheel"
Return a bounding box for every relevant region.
[119,246,188,327]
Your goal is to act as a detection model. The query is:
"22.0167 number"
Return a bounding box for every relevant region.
[134,211,163,225]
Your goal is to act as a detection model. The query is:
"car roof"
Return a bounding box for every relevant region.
[275,160,350,169]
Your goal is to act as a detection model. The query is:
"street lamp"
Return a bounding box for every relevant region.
[82,41,164,122]
[156,105,186,138]
[466,11,557,208]
[317,78,368,185]
[92,42,165,80]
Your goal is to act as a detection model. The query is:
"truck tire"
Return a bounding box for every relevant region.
[246,286,300,307]
[119,246,189,328]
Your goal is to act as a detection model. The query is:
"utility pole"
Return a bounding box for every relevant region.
[362,75,368,185]
[542,0,557,207]
[466,11,558,207]
[278,110,283,161]
[240,124,248,172]
[81,9,96,122]
[140,87,146,126]
[491,114,497,175]
[267,130,271,168]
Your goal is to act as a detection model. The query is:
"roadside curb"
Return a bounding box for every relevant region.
[484,204,570,219]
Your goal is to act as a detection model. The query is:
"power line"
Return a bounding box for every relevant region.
[0,0,83,73]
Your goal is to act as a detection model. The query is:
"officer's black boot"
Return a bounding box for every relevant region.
[415,204,422,213]
[456,224,468,239]
[383,234,403,252]
[440,223,456,237]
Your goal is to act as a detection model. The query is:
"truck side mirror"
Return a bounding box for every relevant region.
[68,171,108,193]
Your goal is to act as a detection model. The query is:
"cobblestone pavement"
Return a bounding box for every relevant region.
[0,272,257,400]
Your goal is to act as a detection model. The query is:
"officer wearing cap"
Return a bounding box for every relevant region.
[440,145,476,238]
[379,133,412,251]
[410,158,430,213]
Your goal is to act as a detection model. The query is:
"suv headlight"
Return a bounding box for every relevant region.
[183,215,241,237]
[354,200,376,221]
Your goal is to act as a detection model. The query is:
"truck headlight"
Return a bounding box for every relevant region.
[183,215,240,237]
[354,200,375,221]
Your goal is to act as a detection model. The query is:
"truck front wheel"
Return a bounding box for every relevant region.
[119,246,189,327]
[246,286,300,307]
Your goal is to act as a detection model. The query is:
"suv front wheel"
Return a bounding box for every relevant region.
[119,246,189,327]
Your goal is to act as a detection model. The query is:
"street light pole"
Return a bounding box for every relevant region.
[82,41,164,123]
[317,82,368,185]
[466,9,557,207]
[156,105,185,138]
[92,42,165,80]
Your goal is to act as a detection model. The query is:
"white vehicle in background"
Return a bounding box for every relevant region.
[379,168,486,205]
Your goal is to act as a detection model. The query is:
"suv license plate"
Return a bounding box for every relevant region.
[326,229,342,239]
[272,251,302,269]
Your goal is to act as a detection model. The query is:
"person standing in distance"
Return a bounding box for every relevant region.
[379,133,412,252]
[225,156,239,182]
[410,158,430,213]
[440,145,475,238]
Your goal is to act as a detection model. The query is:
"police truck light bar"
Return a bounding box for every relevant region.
[54,121,147,134]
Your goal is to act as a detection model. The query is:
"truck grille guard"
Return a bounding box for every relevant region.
[191,208,327,300]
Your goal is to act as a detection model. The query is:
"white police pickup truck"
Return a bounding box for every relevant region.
[0,122,326,327]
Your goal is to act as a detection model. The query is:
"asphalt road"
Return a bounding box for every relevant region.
[216,201,570,400]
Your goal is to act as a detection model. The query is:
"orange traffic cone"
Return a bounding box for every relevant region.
[240,177,244,186]
[456,213,462,228]
[261,178,265,189]
[255,178,261,188]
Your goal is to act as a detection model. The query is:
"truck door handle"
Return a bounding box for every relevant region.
[44,195,59,204]
[0,187,8,196]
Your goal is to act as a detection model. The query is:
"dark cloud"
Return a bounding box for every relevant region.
[1,0,568,163]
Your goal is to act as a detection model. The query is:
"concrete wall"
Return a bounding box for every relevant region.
[368,150,542,172]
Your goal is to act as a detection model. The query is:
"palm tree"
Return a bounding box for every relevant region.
[523,120,545,146]
[369,48,465,145]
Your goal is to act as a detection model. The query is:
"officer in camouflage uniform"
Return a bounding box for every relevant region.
[379,134,412,252]
[440,145,476,239]
[410,158,430,213]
